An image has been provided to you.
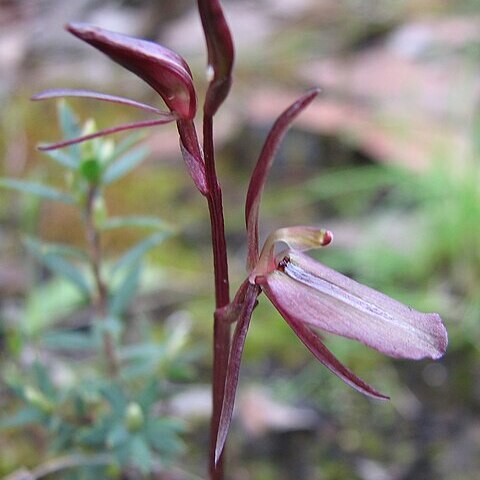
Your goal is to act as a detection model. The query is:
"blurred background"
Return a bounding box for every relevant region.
[1,0,480,479]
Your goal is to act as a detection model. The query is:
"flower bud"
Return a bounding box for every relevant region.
[67,23,197,120]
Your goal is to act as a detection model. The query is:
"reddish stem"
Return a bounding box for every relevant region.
[203,113,230,480]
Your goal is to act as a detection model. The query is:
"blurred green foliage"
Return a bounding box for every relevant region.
[0,103,193,478]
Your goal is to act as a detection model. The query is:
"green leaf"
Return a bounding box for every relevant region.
[77,421,109,447]
[33,361,56,398]
[146,418,185,458]
[24,237,87,261]
[24,237,91,297]
[100,216,171,232]
[24,277,84,336]
[92,316,122,344]
[41,330,94,351]
[107,423,129,449]
[108,131,144,161]
[58,100,82,160]
[0,407,43,429]
[44,149,78,169]
[101,384,128,415]
[118,343,165,362]
[128,435,152,473]
[103,146,149,184]
[0,178,74,204]
[112,232,169,276]
[137,380,159,410]
[108,264,141,316]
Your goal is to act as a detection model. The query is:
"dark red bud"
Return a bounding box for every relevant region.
[66,23,197,120]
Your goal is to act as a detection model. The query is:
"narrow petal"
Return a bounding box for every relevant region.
[198,0,235,116]
[215,284,260,465]
[38,116,175,151]
[67,23,197,120]
[274,303,389,400]
[263,251,448,360]
[245,89,320,270]
[32,88,166,114]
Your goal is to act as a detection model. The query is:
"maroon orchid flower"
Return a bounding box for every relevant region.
[32,23,208,195]
[213,90,448,464]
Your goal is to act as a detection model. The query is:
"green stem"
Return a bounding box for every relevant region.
[85,185,119,377]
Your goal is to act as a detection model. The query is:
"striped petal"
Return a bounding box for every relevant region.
[262,251,448,360]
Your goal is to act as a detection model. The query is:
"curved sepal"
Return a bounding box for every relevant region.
[245,89,320,270]
[214,283,260,465]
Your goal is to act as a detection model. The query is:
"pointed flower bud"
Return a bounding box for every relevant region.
[198,0,235,116]
[66,23,197,120]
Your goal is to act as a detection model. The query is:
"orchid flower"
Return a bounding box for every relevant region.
[32,23,208,195]
[213,90,448,464]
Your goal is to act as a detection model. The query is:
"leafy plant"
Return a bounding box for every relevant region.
[1,102,190,478]
[5,1,450,479]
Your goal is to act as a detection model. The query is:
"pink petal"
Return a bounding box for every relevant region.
[66,23,196,120]
[198,0,235,116]
[38,116,175,151]
[32,88,166,114]
[262,251,448,360]
[245,89,320,270]
[275,304,389,400]
[215,284,260,465]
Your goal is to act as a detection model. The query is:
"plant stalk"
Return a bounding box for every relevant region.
[203,113,230,480]
[85,185,119,377]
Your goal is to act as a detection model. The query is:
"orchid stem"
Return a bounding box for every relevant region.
[203,113,230,480]
[85,185,119,377]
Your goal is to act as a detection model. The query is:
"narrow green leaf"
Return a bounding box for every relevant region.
[44,149,78,169]
[24,237,87,261]
[101,384,128,415]
[103,146,149,184]
[41,330,94,351]
[118,343,164,362]
[108,263,141,316]
[24,237,91,296]
[128,435,152,473]
[58,100,82,160]
[112,232,169,275]
[107,423,129,448]
[100,216,171,232]
[92,316,122,344]
[137,380,159,410]
[0,408,43,429]
[0,178,74,204]
[33,361,56,398]
[146,418,185,457]
[108,131,145,161]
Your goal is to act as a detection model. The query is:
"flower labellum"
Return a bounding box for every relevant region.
[251,226,448,396]
[66,23,197,120]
